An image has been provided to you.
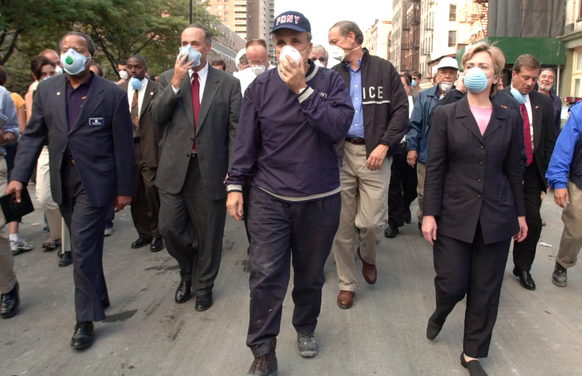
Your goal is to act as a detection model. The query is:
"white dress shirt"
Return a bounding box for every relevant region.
[171,62,209,104]
[127,77,149,119]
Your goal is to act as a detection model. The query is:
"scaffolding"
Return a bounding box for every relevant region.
[458,0,489,45]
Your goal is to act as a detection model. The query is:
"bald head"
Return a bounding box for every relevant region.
[39,49,62,67]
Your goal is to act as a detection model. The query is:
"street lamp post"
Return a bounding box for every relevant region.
[190,0,193,24]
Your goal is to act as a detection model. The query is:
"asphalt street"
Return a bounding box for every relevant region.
[1,187,581,376]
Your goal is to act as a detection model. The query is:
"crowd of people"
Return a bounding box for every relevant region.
[0,9,581,376]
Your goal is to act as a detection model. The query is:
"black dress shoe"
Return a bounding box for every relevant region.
[513,267,536,290]
[384,225,399,238]
[426,318,444,340]
[59,251,73,267]
[1,282,20,319]
[150,237,164,252]
[460,353,488,376]
[195,292,213,311]
[71,321,94,349]
[131,237,151,249]
[175,281,191,304]
[102,298,111,310]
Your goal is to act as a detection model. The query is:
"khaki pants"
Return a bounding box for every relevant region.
[333,143,392,291]
[0,156,17,293]
[36,146,62,241]
[416,162,426,223]
[556,181,582,268]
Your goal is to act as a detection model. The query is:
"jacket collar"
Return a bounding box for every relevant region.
[455,95,507,141]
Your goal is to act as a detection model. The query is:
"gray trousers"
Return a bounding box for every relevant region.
[158,156,226,296]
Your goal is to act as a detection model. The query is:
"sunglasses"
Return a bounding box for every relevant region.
[311,57,327,62]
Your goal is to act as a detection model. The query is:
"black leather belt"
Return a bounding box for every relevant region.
[345,137,365,145]
[65,159,76,166]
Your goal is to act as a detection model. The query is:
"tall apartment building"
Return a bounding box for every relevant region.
[419,0,458,82]
[365,17,393,60]
[206,0,275,59]
[391,0,404,70]
[391,0,420,73]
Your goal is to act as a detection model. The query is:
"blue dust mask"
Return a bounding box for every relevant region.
[178,45,202,67]
[464,67,489,93]
[129,77,142,91]
[60,49,90,76]
[411,79,417,88]
[510,87,526,104]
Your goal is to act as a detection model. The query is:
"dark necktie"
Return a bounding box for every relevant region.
[191,72,200,151]
[131,90,139,138]
[520,103,533,166]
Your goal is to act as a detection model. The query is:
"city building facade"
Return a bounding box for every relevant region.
[365,17,393,61]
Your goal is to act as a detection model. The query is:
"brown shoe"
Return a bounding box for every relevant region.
[357,247,377,284]
[337,290,354,309]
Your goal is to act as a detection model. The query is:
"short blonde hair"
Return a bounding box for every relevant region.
[461,42,505,96]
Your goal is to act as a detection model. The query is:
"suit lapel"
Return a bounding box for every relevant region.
[69,75,105,134]
[140,79,156,119]
[482,103,505,140]
[196,67,220,134]
[179,73,195,128]
[54,76,69,131]
[529,92,542,145]
[457,97,483,142]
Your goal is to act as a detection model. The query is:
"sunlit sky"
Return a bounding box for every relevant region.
[274,0,393,66]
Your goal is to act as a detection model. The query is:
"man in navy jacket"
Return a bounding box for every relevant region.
[226,11,354,376]
[6,32,134,349]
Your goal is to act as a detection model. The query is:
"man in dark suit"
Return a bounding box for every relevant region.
[6,31,134,348]
[151,23,241,311]
[120,55,164,253]
[504,54,556,290]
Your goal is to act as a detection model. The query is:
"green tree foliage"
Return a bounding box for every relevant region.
[1,0,219,94]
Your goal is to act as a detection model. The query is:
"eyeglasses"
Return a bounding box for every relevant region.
[311,57,327,62]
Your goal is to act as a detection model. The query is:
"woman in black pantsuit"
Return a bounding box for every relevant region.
[422,42,528,376]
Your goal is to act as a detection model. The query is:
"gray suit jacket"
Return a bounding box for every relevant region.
[120,79,161,168]
[151,65,241,199]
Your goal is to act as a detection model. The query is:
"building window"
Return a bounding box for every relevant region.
[573,49,582,96]
[224,17,228,22]
[448,31,456,47]
[224,11,228,15]
[218,5,222,9]
[450,4,456,21]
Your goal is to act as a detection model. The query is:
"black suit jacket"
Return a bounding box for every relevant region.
[424,96,526,244]
[120,79,161,168]
[11,73,134,207]
[503,87,556,188]
[151,65,241,199]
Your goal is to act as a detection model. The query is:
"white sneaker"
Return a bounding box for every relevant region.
[11,239,34,255]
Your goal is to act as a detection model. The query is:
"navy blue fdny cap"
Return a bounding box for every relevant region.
[271,11,311,33]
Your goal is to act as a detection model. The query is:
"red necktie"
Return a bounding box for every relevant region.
[191,72,200,151]
[520,103,533,166]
